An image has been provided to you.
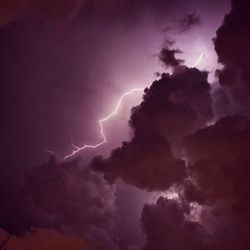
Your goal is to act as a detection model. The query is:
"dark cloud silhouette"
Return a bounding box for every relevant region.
[91,133,186,191]
[1,0,247,249]
[211,84,231,118]
[141,197,208,250]
[182,116,250,225]
[159,47,184,68]
[91,67,213,191]
[137,1,250,249]
[0,157,117,249]
[214,0,250,113]
[141,191,250,250]
[141,120,250,250]
[130,68,213,143]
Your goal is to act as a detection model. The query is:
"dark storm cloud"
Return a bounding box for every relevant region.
[182,116,250,225]
[0,0,221,175]
[141,197,208,250]
[0,157,117,249]
[91,133,186,191]
[141,196,250,250]
[159,47,184,68]
[140,115,250,250]
[211,84,231,118]
[0,0,237,249]
[130,68,213,143]
[214,0,250,113]
[137,1,250,249]
[91,67,213,191]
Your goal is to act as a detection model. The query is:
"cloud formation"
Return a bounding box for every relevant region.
[135,2,250,248]
[0,157,117,249]
[183,116,250,224]
[91,66,213,191]
[130,68,213,143]
[141,197,208,250]
[159,47,184,68]
[91,133,186,191]
[3,0,250,249]
[214,0,250,113]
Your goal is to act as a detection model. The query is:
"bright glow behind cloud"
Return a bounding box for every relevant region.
[64,88,144,159]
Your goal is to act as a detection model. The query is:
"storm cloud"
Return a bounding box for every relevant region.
[3,0,250,249]
[182,116,250,224]
[90,66,213,191]
[141,197,209,250]
[214,0,250,114]
[0,157,117,249]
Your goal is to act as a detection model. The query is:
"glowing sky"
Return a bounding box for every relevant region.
[5,0,250,249]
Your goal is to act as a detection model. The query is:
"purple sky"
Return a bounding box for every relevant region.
[4,0,250,249]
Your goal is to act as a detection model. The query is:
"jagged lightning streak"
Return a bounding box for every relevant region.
[64,88,144,159]
[60,54,204,160]
[191,53,204,68]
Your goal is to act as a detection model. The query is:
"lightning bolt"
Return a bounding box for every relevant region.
[64,88,144,159]
[53,52,203,160]
[191,53,204,68]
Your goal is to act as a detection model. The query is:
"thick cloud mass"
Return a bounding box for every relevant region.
[141,120,250,249]
[141,197,208,250]
[130,68,213,142]
[183,116,250,225]
[2,0,249,249]
[214,0,250,113]
[91,134,186,191]
[91,67,213,191]
[0,157,117,249]
[159,47,184,68]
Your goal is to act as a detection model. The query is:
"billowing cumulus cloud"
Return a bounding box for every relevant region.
[141,196,250,250]
[141,197,208,250]
[0,157,117,249]
[141,116,250,250]
[91,133,186,191]
[3,0,250,249]
[130,68,213,143]
[159,47,184,68]
[91,66,213,191]
[182,115,250,225]
[214,0,250,114]
[137,1,250,249]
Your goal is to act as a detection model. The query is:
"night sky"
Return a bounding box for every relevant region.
[2,0,250,249]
